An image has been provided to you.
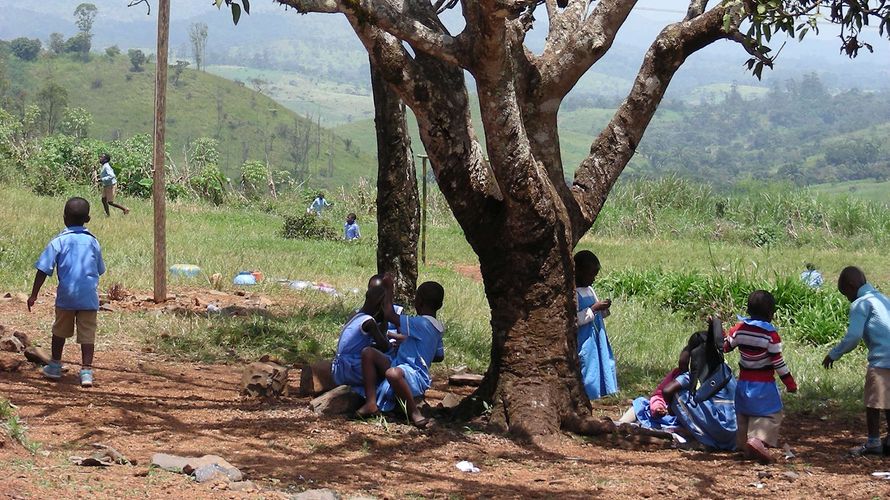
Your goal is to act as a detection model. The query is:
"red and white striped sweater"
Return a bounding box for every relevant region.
[724,321,797,390]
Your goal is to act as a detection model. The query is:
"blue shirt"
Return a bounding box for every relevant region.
[800,269,823,288]
[829,284,890,369]
[391,315,445,386]
[99,162,117,186]
[344,221,360,240]
[35,226,105,311]
[308,197,330,215]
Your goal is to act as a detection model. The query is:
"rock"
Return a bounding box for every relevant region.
[310,385,362,416]
[0,354,22,372]
[24,347,52,366]
[241,361,289,399]
[12,331,30,348]
[299,360,336,396]
[183,455,243,482]
[291,489,341,500]
[0,337,24,353]
[440,393,462,410]
[151,453,191,472]
[229,480,259,492]
[448,373,484,387]
[782,471,800,480]
[345,495,377,500]
[193,464,232,483]
[91,443,132,465]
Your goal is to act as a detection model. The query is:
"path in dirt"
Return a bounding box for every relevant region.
[1,292,890,499]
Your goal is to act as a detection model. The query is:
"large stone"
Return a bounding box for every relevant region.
[0,337,24,353]
[151,453,243,482]
[309,385,362,416]
[299,360,336,396]
[150,453,191,472]
[440,392,462,409]
[241,361,289,399]
[0,354,22,372]
[448,373,484,387]
[24,347,52,366]
[291,489,341,500]
[12,331,30,348]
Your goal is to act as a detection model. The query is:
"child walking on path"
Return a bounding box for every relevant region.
[822,266,890,456]
[27,197,106,387]
[724,290,797,463]
[98,153,129,216]
[574,250,618,400]
[356,279,445,427]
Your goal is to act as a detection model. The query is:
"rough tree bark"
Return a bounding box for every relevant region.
[271,0,750,439]
[371,59,420,304]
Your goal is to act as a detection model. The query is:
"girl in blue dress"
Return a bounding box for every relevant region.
[574,250,619,400]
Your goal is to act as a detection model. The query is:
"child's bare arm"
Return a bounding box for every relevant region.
[363,319,390,353]
[27,270,48,312]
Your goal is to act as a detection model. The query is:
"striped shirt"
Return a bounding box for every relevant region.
[724,319,791,383]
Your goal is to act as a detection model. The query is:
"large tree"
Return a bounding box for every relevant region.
[220,0,888,438]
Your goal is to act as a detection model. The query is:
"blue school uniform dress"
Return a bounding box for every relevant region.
[344,221,360,241]
[35,226,105,311]
[372,315,445,412]
[331,313,375,387]
[669,373,738,450]
[576,286,618,400]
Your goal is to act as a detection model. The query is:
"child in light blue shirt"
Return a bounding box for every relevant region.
[97,153,129,216]
[307,192,331,215]
[28,197,105,387]
[344,213,360,241]
[823,266,890,456]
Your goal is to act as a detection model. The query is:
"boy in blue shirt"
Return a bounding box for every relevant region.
[307,192,331,216]
[356,279,445,427]
[344,213,360,241]
[98,153,130,216]
[823,266,890,456]
[27,197,106,387]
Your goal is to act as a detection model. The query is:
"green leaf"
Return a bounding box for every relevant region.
[757,4,766,15]
[231,3,241,24]
[242,0,250,14]
[723,12,732,32]
[215,0,225,8]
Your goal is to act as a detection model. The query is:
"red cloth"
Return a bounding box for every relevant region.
[649,367,683,412]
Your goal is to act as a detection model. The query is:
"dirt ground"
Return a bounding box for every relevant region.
[2,289,890,499]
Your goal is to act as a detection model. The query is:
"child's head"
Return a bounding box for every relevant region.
[347,212,356,224]
[838,266,867,302]
[317,192,325,199]
[99,152,110,164]
[746,290,775,322]
[367,274,384,289]
[63,197,91,227]
[415,281,444,315]
[363,284,386,317]
[574,250,601,287]
[678,332,705,372]
[805,262,816,271]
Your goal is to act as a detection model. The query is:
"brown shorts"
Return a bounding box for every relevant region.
[737,411,783,448]
[52,308,97,345]
[102,184,116,202]
[865,366,890,409]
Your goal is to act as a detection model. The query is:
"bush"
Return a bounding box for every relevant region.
[26,135,95,193]
[281,213,338,241]
[240,160,268,199]
[10,37,41,61]
[191,164,228,205]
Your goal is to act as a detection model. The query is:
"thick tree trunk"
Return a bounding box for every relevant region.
[371,60,420,304]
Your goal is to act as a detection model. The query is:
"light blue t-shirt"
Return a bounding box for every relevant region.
[391,315,445,386]
[800,269,823,288]
[829,284,890,369]
[99,163,117,187]
[308,197,330,215]
[344,221,360,240]
[35,226,105,311]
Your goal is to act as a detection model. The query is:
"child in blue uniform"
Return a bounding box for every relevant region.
[331,285,390,388]
[574,250,618,400]
[356,279,445,427]
[344,213,361,241]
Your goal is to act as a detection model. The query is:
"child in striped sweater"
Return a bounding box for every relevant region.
[724,290,798,463]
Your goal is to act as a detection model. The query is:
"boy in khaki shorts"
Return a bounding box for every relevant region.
[98,153,129,216]
[27,197,106,387]
[823,266,890,456]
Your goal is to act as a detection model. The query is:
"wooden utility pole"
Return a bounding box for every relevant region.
[152,0,170,303]
[417,154,428,266]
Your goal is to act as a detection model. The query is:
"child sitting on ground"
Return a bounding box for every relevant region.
[356,279,445,427]
[344,213,361,241]
[574,250,618,400]
[724,290,797,463]
[27,197,106,387]
[822,266,890,456]
[331,285,391,388]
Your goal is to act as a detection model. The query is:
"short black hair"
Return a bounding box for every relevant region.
[102,152,111,162]
[747,290,775,320]
[417,281,444,311]
[64,197,91,225]
[838,266,867,290]
[367,274,385,289]
[574,250,600,283]
[347,212,356,219]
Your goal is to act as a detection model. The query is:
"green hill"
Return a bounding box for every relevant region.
[5,55,375,188]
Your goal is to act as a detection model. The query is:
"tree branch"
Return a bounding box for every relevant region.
[685,0,709,20]
[275,0,466,66]
[569,4,743,241]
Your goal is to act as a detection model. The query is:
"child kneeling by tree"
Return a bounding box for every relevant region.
[356,278,445,428]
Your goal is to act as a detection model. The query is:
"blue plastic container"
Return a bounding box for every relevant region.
[169,264,201,277]
[233,271,257,286]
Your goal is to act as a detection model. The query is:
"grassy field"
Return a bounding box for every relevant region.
[811,179,890,204]
[6,55,375,188]
[0,184,878,416]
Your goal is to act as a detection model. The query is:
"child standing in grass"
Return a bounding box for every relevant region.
[356,279,445,428]
[98,153,130,216]
[344,213,361,241]
[307,192,331,216]
[27,197,105,387]
[724,290,797,463]
[574,250,618,400]
[822,266,890,456]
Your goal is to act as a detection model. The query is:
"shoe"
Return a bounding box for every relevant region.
[850,443,883,457]
[745,438,774,464]
[42,362,62,380]
[80,369,94,387]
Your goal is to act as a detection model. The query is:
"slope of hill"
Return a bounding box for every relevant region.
[5,55,374,188]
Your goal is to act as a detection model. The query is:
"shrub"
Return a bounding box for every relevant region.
[281,213,338,241]
[240,160,268,199]
[10,37,41,61]
[191,164,228,205]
